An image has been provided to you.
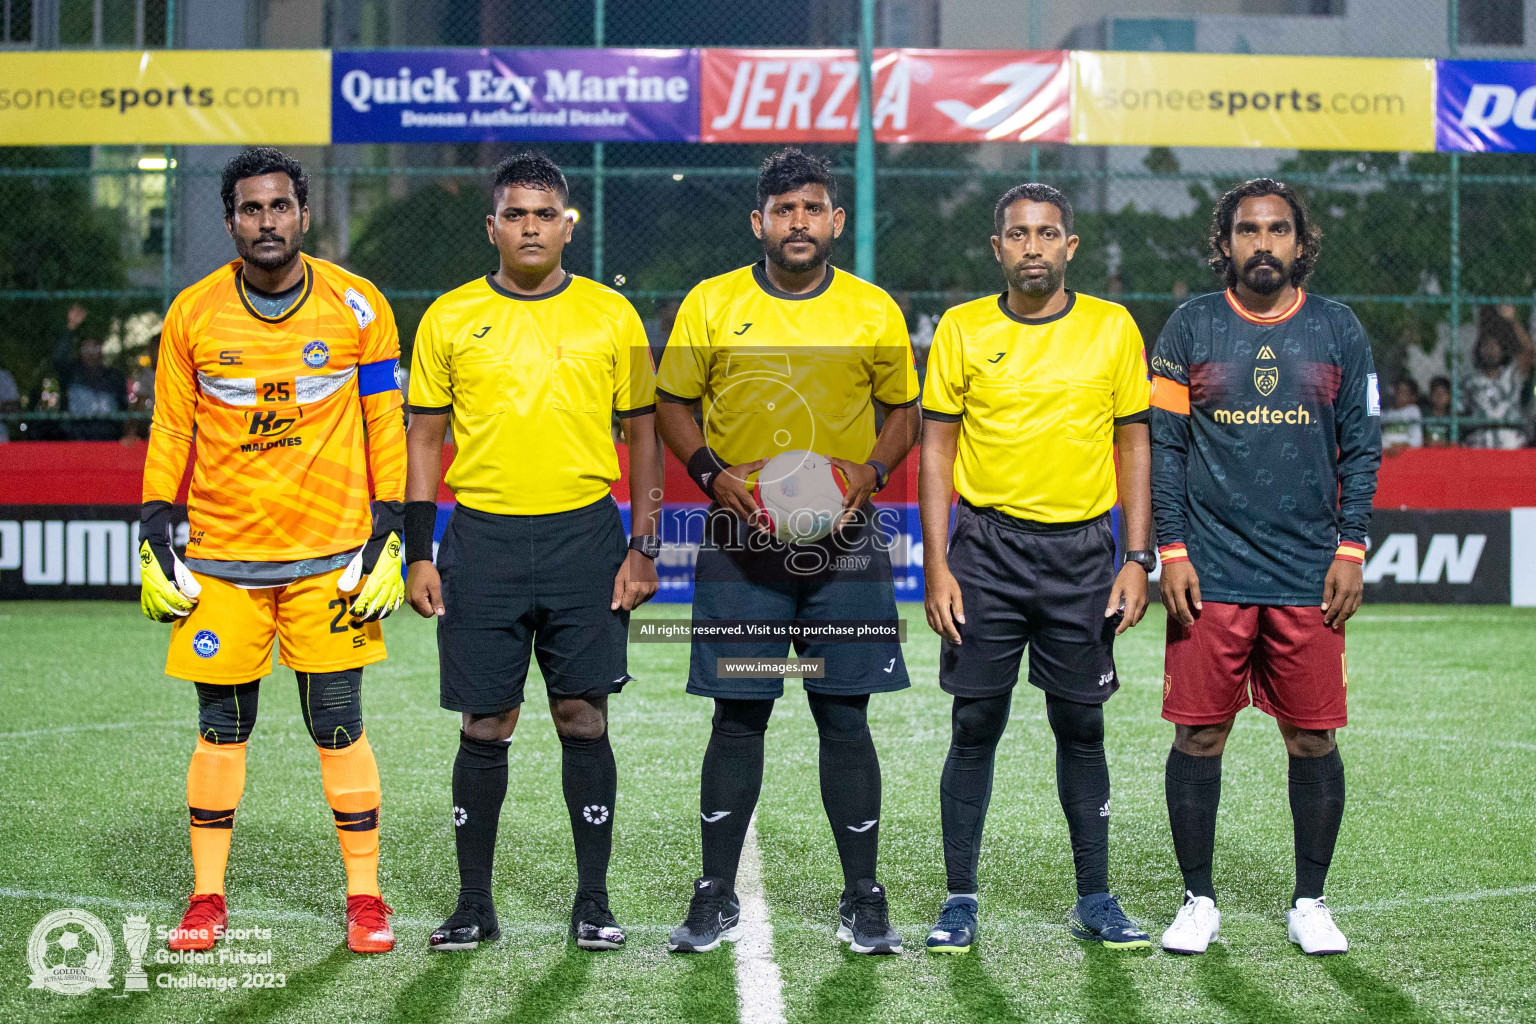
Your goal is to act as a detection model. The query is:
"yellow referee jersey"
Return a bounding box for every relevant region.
[408,273,656,516]
[922,291,1150,523]
[657,261,919,467]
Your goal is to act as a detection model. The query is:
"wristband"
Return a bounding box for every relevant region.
[866,459,890,492]
[1334,541,1366,564]
[687,446,727,500]
[404,501,438,565]
[1158,543,1190,565]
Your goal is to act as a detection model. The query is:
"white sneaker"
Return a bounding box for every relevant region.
[1161,892,1220,954]
[1288,897,1348,955]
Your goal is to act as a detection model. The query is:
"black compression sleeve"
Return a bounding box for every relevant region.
[404,501,438,565]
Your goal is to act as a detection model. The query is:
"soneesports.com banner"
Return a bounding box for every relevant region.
[331,48,699,143]
[0,50,330,145]
[699,49,1069,144]
[1435,59,1536,152]
[1070,51,1436,152]
[13,48,1536,152]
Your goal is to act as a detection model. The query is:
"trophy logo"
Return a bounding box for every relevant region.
[27,909,114,995]
[121,915,151,992]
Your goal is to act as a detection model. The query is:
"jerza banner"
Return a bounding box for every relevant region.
[700,48,1069,143]
[1435,59,1536,152]
[1071,51,1436,152]
[0,50,330,145]
[331,48,699,143]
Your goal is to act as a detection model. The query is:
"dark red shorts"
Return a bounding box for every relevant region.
[1162,602,1348,730]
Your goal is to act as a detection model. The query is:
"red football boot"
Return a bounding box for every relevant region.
[168,894,227,951]
[346,894,395,953]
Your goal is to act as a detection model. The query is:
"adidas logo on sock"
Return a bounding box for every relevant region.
[1099,800,1111,818]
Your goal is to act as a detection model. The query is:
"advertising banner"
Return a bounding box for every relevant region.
[0,505,156,600]
[700,48,1069,144]
[331,48,699,143]
[1071,51,1436,152]
[1436,59,1536,152]
[1361,509,1510,604]
[0,50,330,145]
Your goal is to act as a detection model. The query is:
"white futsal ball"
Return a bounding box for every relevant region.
[749,450,849,544]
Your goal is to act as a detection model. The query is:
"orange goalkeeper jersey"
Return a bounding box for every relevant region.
[142,255,406,564]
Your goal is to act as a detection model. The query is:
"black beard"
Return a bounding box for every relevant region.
[764,233,832,275]
[1238,257,1287,296]
[1007,259,1064,296]
[236,232,303,272]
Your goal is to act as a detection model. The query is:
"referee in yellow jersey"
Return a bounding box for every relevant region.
[658,149,920,956]
[918,184,1155,954]
[402,154,663,953]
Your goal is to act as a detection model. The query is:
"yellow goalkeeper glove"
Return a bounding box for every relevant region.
[339,501,405,623]
[139,502,201,623]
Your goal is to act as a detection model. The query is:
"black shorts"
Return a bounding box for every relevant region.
[939,500,1121,704]
[687,505,910,700]
[437,497,631,715]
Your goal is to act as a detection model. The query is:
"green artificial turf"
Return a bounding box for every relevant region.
[0,602,1532,1023]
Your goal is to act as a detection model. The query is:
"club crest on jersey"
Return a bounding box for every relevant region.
[343,287,376,329]
[302,340,330,369]
[192,630,220,659]
[1254,365,1280,397]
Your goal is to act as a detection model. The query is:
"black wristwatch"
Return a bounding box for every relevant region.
[628,535,661,560]
[865,459,890,492]
[1123,549,1157,573]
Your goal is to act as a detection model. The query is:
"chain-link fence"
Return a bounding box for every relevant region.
[2,0,1533,448]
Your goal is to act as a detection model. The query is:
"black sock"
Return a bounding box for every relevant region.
[699,699,773,890]
[808,692,881,888]
[1289,748,1345,904]
[1165,747,1223,901]
[560,729,617,898]
[939,693,1011,894]
[453,731,509,907]
[1046,695,1110,899]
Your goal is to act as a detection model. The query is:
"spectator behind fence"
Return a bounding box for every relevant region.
[52,304,129,441]
[1423,375,1455,447]
[1380,378,1423,451]
[1462,305,1534,449]
[0,366,18,442]
[123,331,161,442]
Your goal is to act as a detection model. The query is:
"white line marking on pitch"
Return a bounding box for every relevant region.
[0,720,182,741]
[735,813,787,1024]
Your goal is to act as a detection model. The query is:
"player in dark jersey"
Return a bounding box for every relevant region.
[1149,179,1381,956]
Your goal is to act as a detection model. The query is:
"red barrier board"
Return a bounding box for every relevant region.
[700,48,1070,144]
[1,442,1530,509]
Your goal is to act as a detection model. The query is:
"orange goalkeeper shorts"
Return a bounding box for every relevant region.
[165,567,386,684]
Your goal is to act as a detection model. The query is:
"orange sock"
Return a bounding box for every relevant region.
[187,737,247,896]
[317,732,382,897]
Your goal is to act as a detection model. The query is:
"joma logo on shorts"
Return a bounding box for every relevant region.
[829,555,872,572]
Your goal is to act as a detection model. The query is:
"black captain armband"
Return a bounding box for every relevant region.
[687,446,727,500]
[404,501,438,565]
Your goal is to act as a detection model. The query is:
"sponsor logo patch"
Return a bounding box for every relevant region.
[344,287,376,329]
[302,340,330,369]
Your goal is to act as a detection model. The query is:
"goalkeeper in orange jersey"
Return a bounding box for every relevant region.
[139,148,406,955]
